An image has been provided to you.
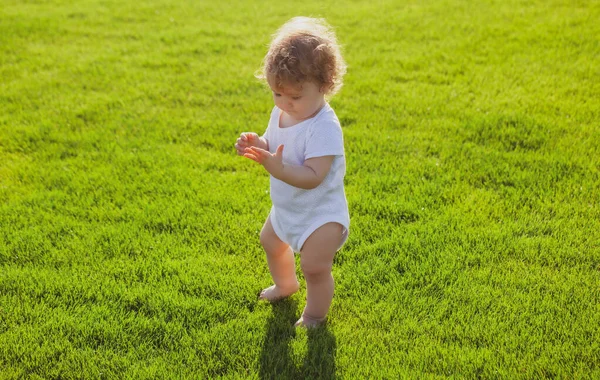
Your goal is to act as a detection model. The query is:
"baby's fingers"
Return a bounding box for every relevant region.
[241,133,258,143]
[247,146,269,156]
[244,133,258,141]
[234,142,246,155]
[243,152,259,163]
[245,147,269,162]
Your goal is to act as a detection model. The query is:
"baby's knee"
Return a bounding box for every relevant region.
[259,224,276,249]
[259,228,270,249]
[300,258,331,278]
[260,227,289,256]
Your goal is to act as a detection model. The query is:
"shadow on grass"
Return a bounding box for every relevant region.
[302,325,337,379]
[259,299,337,379]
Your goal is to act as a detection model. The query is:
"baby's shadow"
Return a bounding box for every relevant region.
[259,299,298,379]
[259,300,337,379]
[301,325,337,379]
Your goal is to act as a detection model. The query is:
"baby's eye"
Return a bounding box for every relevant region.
[273,92,281,97]
[292,96,302,100]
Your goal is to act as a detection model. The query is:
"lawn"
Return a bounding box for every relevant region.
[1,0,599,378]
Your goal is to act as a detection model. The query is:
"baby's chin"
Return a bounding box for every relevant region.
[285,110,303,119]
[292,110,317,121]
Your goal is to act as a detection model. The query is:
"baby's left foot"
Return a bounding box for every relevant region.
[294,313,327,328]
[259,283,299,302]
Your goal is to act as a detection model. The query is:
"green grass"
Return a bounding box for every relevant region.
[1,0,599,377]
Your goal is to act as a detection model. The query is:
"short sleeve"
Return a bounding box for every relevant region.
[262,107,279,151]
[304,121,345,159]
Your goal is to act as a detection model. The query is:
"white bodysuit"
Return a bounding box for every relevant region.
[262,103,350,253]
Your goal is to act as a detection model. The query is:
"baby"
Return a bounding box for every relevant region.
[235,17,349,328]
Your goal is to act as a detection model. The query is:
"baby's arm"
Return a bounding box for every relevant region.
[278,155,334,189]
[244,145,334,190]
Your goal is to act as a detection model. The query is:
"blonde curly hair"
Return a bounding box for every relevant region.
[257,17,347,96]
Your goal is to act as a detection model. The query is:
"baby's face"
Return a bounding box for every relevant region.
[269,80,325,122]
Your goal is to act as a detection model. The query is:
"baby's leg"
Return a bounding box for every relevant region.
[296,222,344,328]
[259,216,299,302]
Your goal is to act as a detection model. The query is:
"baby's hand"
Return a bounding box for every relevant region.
[235,132,260,156]
[244,145,285,178]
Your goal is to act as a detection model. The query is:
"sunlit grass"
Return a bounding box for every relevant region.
[1,0,599,377]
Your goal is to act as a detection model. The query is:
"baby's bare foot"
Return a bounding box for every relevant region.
[259,283,299,302]
[294,313,327,328]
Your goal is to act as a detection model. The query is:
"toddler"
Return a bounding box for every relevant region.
[235,17,349,328]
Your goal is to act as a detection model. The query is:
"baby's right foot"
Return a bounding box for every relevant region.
[259,283,299,302]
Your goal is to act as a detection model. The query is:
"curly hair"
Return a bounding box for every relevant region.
[257,17,347,96]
